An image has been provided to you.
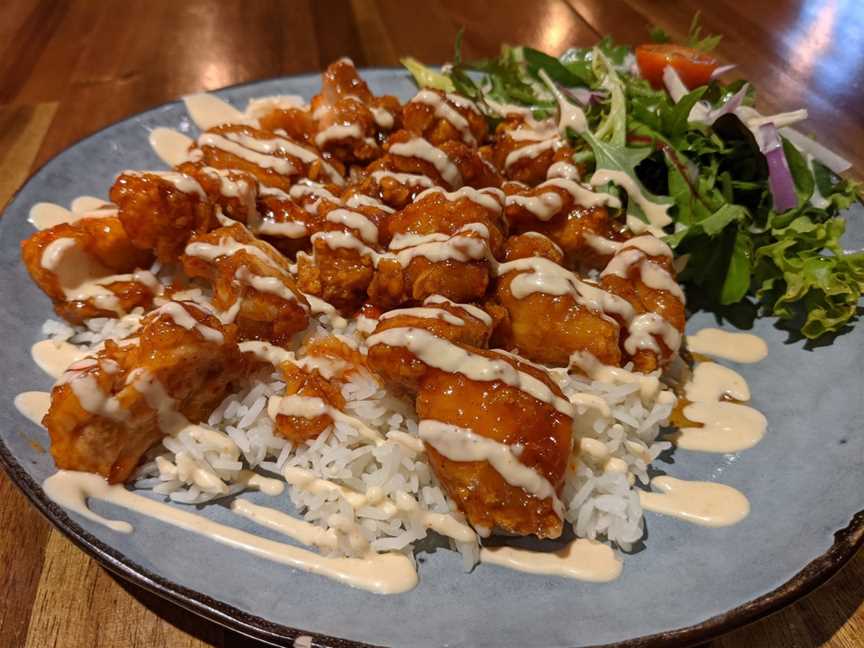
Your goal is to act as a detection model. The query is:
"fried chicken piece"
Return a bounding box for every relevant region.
[504,179,625,270]
[176,162,260,226]
[491,117,575,185]
[345,159,442,210]
[415,349,572,538]
[110,171,215,263]
[492,250,623,367]
[366,187,506,309]
[272,362,347,443]
[368,227,494,310]
[307,58,400,164]
[384,130,501,190]
[196,124,346,191]
[599,240,685,372]
[366,298,493,391]
[182,223,309,345]
[268,335,373,443]
[258,106,317,145]
[402,89,487,146]
[21,218,157,324]
[44,301,249,483]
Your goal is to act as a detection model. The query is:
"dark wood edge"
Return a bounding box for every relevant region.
[2,70,864,648]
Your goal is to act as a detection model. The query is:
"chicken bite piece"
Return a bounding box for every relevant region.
[384,130,501,190]
[110,170,215,263]
[366,300,493,392]
[366,186,506,309]
[491,117,575,185]
[21,218,157,324]
[598,238,685,372]
[195,124,346,191]
[415,350,573,538]
[402,89,488,146]
[308,58,400,164]
[182,223,310,345]
[176,162,260,227]
[44,301,249,483]
[504,178,624,270]
[492,252,624,367]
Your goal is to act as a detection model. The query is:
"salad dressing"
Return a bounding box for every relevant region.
[410,90,476,146]
[414,186,504,212]
[31,339,86,380]
[183,93,249,130]
[589,169,672,231]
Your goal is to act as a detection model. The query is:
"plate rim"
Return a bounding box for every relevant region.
[2,70,864,648]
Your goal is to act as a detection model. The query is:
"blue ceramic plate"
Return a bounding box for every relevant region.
[2,71,863,648]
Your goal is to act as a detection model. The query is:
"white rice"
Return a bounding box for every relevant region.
[43,299,675,563]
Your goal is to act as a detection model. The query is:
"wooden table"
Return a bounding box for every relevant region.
[1,1,862,646]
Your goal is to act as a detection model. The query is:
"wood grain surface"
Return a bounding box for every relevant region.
[1,1,862,646]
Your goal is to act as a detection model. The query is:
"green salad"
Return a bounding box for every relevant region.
[401,23,863,339]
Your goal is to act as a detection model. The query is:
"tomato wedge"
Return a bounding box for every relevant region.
[635,44,719,90]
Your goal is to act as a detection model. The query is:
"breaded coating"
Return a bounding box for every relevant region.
[110,171,214,263]
[384,130,501,190]
[197,124,345,191]
[44,301,249,483]
[402,89,487,146]
[176,162,260,226]
[182,223,309,346]
[415,349,572,538]
[21,218,157,323]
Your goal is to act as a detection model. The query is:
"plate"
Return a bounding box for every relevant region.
[2,70,863,648]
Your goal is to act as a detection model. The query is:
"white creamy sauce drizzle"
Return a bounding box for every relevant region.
[520,231,565,256]
[148,127,194,166]
[153,301,224,343]
[183,93,249,130]
[31,339,86,380]
[220,132,344,185]
[70,196,113,214]
[234,267,301,305]
[410,90,476,145]
[325,208,379,244]
[344,193,394,213]
[589,169,672,231]
[314,123,363,148]
[419,420,564,517]
[414,186,504,212]
[370,106,394,130]
[198,133,297,176]
[601,249,684,301]
[369,170,434,188]
[423,294,492,327]
[268,395,383,444]
[505,138,561,169]
[538,69,588,135]
[673,359,767,453]
[366,327,607,418]
[121,170,206,198]
[686,328,768,363]
[14,391,51,426]
[507,192,563,220]
[481,539,622,582]
[379,307,465,326]
[546,161,581,181]
[639,477,750,527]
[185,233,278,268]
[389,138,462,187]
[28,201,117,231]
[585,234,672,258]
[42,471,417,593]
